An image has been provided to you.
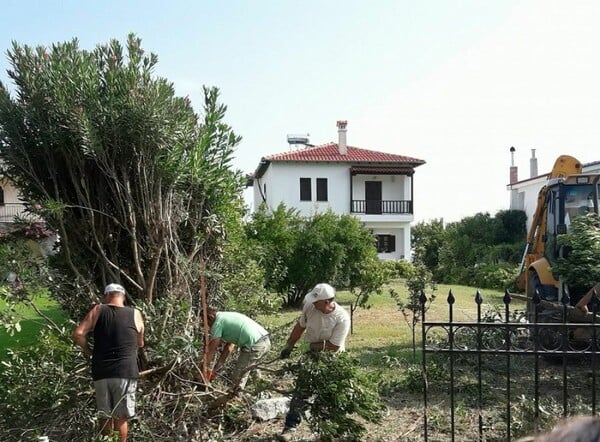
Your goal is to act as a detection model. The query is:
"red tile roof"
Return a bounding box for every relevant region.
[253,142,425,179]
[265,142,425,165]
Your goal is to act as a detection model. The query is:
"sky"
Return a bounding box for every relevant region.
[1,0,600,223]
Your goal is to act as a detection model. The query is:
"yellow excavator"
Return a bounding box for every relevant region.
[515,155,600,319]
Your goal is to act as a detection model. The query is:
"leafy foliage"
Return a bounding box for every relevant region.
[292,352,385,441]
[412,218,446,276]
[381,258,414,279]
[554,213,600,294]
[246,205,386,305]
[391,262,436,359]
[412,211,526,289]
[0,231,62,338]
[0,34,271,441]
[0,34,244,309]
[0,329,93,441]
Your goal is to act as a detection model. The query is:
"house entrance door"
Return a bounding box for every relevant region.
[365,181,382,214]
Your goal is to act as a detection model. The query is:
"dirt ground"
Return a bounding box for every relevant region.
[240,407,424,442]
[235,390,445,442]
[232,357,599,442]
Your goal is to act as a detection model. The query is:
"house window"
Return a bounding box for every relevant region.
[0,186,4,205]
[316,178,328,201]
[300,178,311,201]
[376,234,396,253]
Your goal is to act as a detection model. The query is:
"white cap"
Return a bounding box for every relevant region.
[306,283,335,303]
[104,283,125,295]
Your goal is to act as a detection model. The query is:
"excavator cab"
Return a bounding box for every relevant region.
[527,174,600,317]
[544,176,600,268]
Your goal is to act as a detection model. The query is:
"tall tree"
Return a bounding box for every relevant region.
[411,218,446,278]
[0,34,244,311]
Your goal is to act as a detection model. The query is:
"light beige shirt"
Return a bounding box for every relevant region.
[298,301,350,350]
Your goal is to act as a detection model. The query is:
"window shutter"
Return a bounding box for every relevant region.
[375,234,396,253]
[316,178,328,201]
[300,178,311,201]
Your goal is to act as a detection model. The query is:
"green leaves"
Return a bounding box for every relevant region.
[0,34,245,306]
[292,352,385,440]
[245,206,384,306]
[554,213,600,293]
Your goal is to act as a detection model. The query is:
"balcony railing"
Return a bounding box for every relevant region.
[351,200,413,215]
[0,203,28,222]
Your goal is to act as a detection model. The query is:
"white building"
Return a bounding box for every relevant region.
[249,121,426,261]
[0,176,26,225]
[507,148,600,231]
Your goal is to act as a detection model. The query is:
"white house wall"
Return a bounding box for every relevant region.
[253,162,414,261]
[508,176,546,232]
[256,162,351,216]
[365,223,408,261]
[0,178,27,224]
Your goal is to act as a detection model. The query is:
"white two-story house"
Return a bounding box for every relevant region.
[249,121,426,261]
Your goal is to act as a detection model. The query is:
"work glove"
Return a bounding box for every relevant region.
[279,344,294,359]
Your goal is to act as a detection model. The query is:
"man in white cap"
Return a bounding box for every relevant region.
[72,283,144,442]
[277,283,350,440]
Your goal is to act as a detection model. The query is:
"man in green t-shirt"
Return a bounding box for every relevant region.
[202,308,271,391]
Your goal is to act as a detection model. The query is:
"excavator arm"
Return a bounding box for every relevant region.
[515,155,583,292]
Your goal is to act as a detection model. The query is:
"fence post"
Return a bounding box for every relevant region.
[421,291,428,442]
[475,290,483,441]
[503,289,512,441]
[533,286,541,432]
[561,285,570,417]
[448,289,456,442]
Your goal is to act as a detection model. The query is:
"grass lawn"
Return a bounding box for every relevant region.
[253,281,533,441]
[1,280,520,363]
[259,280,523,366]
[0,293,69,359]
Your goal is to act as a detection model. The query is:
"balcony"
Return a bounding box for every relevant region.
[0,203,27,223]
[351,200,413,215]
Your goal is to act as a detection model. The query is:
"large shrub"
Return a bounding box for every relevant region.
[0,34,269,440]
[0,34,244,309]
[246,205,386,305]
[291,352,385,441]
[0,330,92,441]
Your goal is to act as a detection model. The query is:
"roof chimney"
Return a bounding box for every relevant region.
[337,120,347,155]
[530,148,538,178]
[509,146,518,184]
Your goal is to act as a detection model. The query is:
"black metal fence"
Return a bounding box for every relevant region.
[420,289,600,441]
